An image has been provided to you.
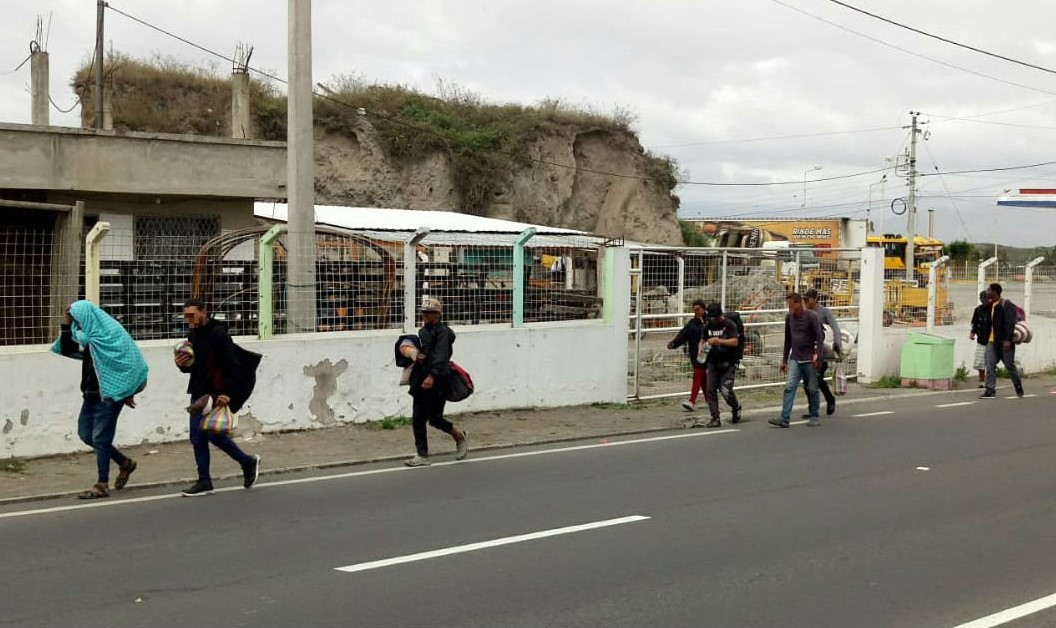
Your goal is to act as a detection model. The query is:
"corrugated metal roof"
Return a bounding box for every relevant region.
[254,202,588,235]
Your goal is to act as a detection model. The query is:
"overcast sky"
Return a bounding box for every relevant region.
[4,0,1056,248]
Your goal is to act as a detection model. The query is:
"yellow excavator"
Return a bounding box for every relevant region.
[866,234,953,326]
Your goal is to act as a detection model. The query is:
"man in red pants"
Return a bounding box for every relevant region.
[668,299,708,412]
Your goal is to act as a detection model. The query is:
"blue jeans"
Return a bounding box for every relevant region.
[781,360,820,421]
[78,397,128,484]
[189,407,252,483]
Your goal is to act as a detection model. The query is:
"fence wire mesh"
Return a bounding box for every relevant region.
[0,220,71,346]
[525,236,603,323]
[267,229,404,333]
[629,247,862,400]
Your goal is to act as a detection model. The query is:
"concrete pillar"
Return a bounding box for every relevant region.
[231,71,254,139]
[49,201,84,328]
[30,51,49,126]
[603,246,631,401]
[102,83,113,131]
[286,0,318,333]
[855,247,886,383]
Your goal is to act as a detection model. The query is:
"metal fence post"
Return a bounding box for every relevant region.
[1025,256,1045,319]
[720,250,728,312]
[85,222,111,304]
[794,250,802,293]
[676,254,686,326]
[512,228,537,328]
[257,224,286,340]
[926,255,949,330]
[403,228,430,332]
[977,257,998,298]
[632,249,644,400]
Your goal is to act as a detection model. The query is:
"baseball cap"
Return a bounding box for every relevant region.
[420,297,443,313]
[705,303,723,320]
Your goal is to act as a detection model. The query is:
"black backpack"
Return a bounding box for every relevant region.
[724,311,748,362]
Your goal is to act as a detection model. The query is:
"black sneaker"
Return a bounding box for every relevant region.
[730,406,743,424]
[769,418,790,428]
[181,481,215,497]
[242,454,261,489]
[705,418,722,428]
[826,401,836,416]
[979,390,996,399]
[1015,385,1025,398]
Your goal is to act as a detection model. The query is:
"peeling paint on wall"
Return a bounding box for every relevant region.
[238,411,264,435]
[2,419,12,435]
[303,359,349,425]
[20,409,29,426]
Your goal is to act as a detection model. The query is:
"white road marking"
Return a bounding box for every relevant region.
[950,590,1056,627]
[916,467,930,471]
[854,411,895,418]
[937,402,975,408]
[0,430,738,520]
[790,420,809,426]
[1005,394,1037,399]
[335,515,650,574]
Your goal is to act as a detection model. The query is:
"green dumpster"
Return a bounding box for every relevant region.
[900,332,955,381]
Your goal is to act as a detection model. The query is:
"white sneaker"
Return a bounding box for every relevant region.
[682,401,696,412]
[455,432,469,461]
[404,455,431,467]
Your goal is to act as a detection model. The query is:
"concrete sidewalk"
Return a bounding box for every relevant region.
[4,376,1048,503]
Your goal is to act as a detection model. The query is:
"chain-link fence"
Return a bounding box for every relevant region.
[629,247,862,400]
[941,261,1056,324]
[0,203,81,347]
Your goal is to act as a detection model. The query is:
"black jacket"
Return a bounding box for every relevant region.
[410,321,455,394]
[670,317,707,367]
[970,304,991,346]
[181,319,261,413]
[59,324,100,398]
[991,299,1019,344]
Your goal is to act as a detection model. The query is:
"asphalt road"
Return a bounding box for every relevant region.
[3,385,1056,628]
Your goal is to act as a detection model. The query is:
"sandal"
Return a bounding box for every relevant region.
[77,484,110,500]
[114,459,137,490]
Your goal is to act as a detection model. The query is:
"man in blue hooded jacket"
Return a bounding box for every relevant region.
[54,301,147,499]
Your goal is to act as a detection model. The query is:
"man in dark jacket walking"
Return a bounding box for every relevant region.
[969,290,991,388]
[176,299,261,496]
[668,299,708,412]
[981,283,1024,399]
[405,297,468,467]
[802,289,842,416]
[694,303,742,428]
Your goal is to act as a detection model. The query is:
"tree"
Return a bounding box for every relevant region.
[680,220,709,247]
[944,240,972,260]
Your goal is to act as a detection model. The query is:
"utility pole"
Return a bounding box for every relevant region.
[286,0,317,333]
[905,111,922,282]
[94,1,104,129]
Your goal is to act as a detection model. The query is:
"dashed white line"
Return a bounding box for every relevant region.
[0,430,738,520]
[950,590,1056,627]
[335,515,651,573]
[937,402,975,408]
[854,411,895,418]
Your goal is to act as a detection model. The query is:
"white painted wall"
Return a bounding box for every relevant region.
[1,320,627,459]
[869,318,1056,380]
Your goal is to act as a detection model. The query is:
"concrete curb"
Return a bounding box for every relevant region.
[0,383,1036,507]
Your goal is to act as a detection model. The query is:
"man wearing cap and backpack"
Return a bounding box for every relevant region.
[692,303,743,428]
[405,297,469,467]
[802,289,842,417]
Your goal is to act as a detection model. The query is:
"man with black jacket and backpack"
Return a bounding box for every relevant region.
[695,303,743,428]
[176,299,262,496]
[981,283,1024,399]
[668,300,708,412]
[405,297,468,467]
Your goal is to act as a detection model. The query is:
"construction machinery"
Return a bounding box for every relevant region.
[866,234,953,326]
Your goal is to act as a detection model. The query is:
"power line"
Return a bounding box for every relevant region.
[763,0,1056,98]
[102,2,902,188]
[825,0,1056,77]
[919,158,1056,178]
[921,141,973,240]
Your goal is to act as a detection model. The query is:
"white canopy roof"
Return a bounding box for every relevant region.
[254,202,587,235]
